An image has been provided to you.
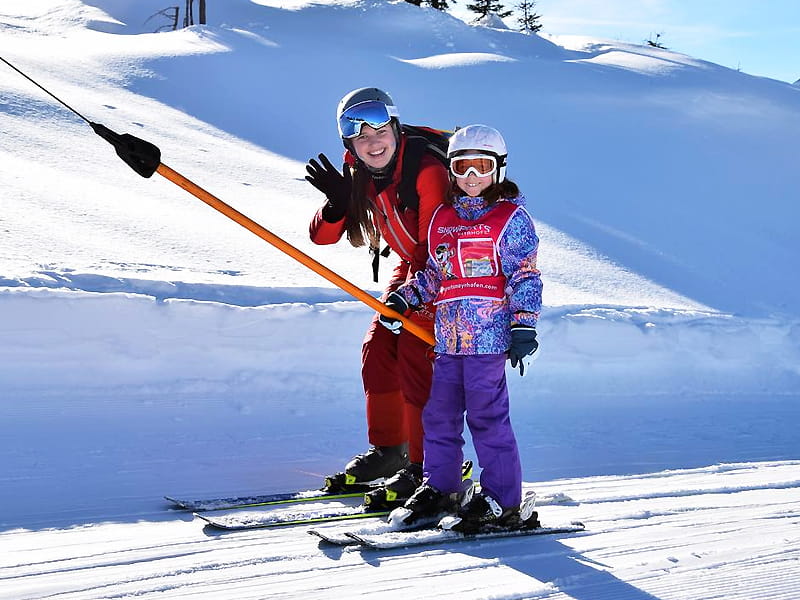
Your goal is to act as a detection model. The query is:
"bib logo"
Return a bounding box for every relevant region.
[437,224,492,237]
[434,243,457,279]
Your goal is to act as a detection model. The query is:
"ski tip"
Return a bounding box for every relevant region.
[309,529,363,546]
[164,496,194,510]
[193,513,225,528]
[344,532,369,545]
[192,513,243,531]
[538,521,586,534]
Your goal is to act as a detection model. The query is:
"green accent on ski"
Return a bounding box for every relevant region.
[202,491,366,511]
[165,488,373,512]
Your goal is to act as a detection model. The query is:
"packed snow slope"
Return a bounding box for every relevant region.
[0,1,799,599]
[2,0,800,317]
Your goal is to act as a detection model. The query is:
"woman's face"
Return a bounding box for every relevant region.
[351,124,397,171]
[456,172,493,197]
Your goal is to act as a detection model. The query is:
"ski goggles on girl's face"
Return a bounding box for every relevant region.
[449,154,498,178]
[338,100,400,139]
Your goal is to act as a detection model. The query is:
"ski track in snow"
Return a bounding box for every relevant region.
[1,462,798,599]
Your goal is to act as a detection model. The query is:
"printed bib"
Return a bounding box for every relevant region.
[427,201,519,304]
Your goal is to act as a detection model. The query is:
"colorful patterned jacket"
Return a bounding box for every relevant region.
[398,194,542,355]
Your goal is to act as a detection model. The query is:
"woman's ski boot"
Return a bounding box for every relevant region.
[322,443,409,493]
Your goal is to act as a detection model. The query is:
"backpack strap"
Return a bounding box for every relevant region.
[373,126,449,280]
[397,135,429,213]
[397,124,451,212]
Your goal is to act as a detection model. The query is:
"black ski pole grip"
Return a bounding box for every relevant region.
[90,122,161,178]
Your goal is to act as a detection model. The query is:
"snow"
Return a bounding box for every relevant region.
[1,0,799,598]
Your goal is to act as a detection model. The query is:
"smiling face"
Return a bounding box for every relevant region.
[350,124,398,171]
[455,171,493,197]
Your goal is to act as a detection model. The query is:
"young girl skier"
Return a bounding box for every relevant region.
[379,124,542,533]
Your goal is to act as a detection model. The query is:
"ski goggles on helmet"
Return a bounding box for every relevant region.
[338,100,400,139]
[449,154,498,178]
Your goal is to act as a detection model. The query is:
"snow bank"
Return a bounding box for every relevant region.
[3,287,797,396]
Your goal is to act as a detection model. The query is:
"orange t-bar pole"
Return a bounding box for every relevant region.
[156,163,435,347]
[0,58,433,346]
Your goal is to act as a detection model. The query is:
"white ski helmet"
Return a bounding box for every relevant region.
[447,124,508,182]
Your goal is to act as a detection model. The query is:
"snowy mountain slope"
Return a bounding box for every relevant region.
[3,0,800,316]
[0,10,699,310]
[1,1,799,598]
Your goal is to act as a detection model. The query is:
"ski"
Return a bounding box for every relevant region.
[308,528,362,545]
[313,522,586,549]
[308,490,581,548]
[165,482,379,511]
[351,522,586,549]
[194,500,391,530]
[308,516,440,545]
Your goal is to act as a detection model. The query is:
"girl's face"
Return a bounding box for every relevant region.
[456,172,493,197]
[351,124,397,171]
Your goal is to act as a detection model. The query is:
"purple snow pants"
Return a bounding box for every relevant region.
[422,353,522,509]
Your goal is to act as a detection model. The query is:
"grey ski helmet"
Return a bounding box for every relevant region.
[336,87,400,141]
[447,124,508,182]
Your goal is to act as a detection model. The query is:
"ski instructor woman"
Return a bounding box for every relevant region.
[306,87,449,505]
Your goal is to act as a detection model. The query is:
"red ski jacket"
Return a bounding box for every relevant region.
[309,134,450,292]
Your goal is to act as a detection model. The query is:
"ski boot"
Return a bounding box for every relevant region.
[388,483,463,530]
[321,472,378,494]
[322,443,409,493]
[440,489,540,534]
[364,463,423,509]
[387,461,475,529]
[519,491,541,529]
[364,459,474,509]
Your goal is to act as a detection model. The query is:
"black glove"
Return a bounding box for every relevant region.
[508,325,539,376]
[378,291,410,335]
[305,153,352,222]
